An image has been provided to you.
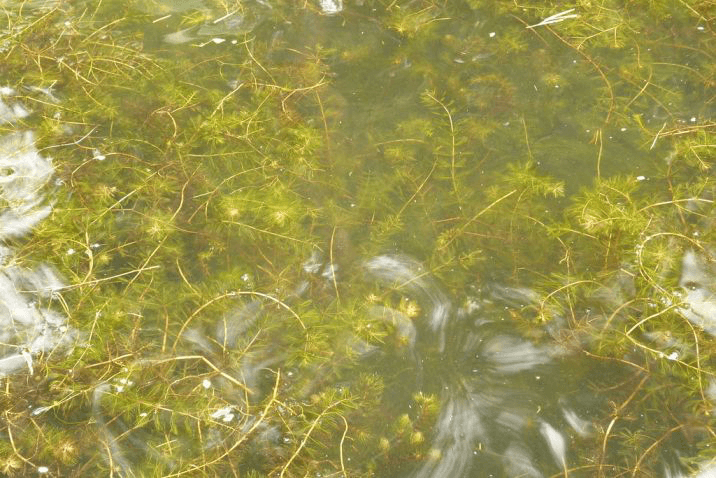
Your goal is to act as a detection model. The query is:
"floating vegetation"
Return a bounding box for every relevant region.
[0,0,715,476]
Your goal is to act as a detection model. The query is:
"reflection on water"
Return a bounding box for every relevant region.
[353,252,716,477]
[679,250,716,336]
[319,0,343,15]
[0,252,73,376]
[87,247,716,476]
[0,131,54,238]
[2,1,715,476]
[365,255,451,352]
[0,90,76,377]
[361,254,582,477]
[89,251,580,476]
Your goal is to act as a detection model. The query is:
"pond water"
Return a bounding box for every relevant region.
[1,0,715,477]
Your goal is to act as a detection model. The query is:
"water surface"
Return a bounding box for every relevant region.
[1,1,715,477]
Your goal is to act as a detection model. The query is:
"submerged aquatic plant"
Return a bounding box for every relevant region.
[0,0,715,477]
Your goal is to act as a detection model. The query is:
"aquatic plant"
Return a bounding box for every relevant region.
[0,0,714,477]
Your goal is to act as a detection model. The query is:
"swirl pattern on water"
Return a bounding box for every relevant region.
[361,254,580,477]
[89,250,716,476]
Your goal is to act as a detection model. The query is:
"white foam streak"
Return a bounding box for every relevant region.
[92,384,133,476]
[0,95,76,378]
[540,421,567,469]
[412,394,482,478]
[503,443,543,477]
[215,300,263,348]
[563,407,593,437]
[0,263,75,376]
[0,353,31,376]
[0,132,54,239]
[480,335,553,373]
[364,255,451,351]
[164,27,195,44]
[0,94,30,124]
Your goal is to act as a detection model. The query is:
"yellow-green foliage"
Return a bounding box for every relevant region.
[0,0,714,476]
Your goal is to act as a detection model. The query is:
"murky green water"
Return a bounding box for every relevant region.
[1,0,715,476]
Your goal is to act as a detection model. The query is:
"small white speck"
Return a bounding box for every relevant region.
[554,85,559,88]
[93,149,106,161]
[140,412,148,417]
[667,352,679,361]
[503,121,510,126]
[202,379,212,389]
[636,176,646,181]
[620,127,627,132]
[67,248,75,255]
[38,466,49,474]
[697,26,704,31]
[489,32,496,38]
[231,39,237,44]
[690,117,697,122]
[211,38,225,44]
